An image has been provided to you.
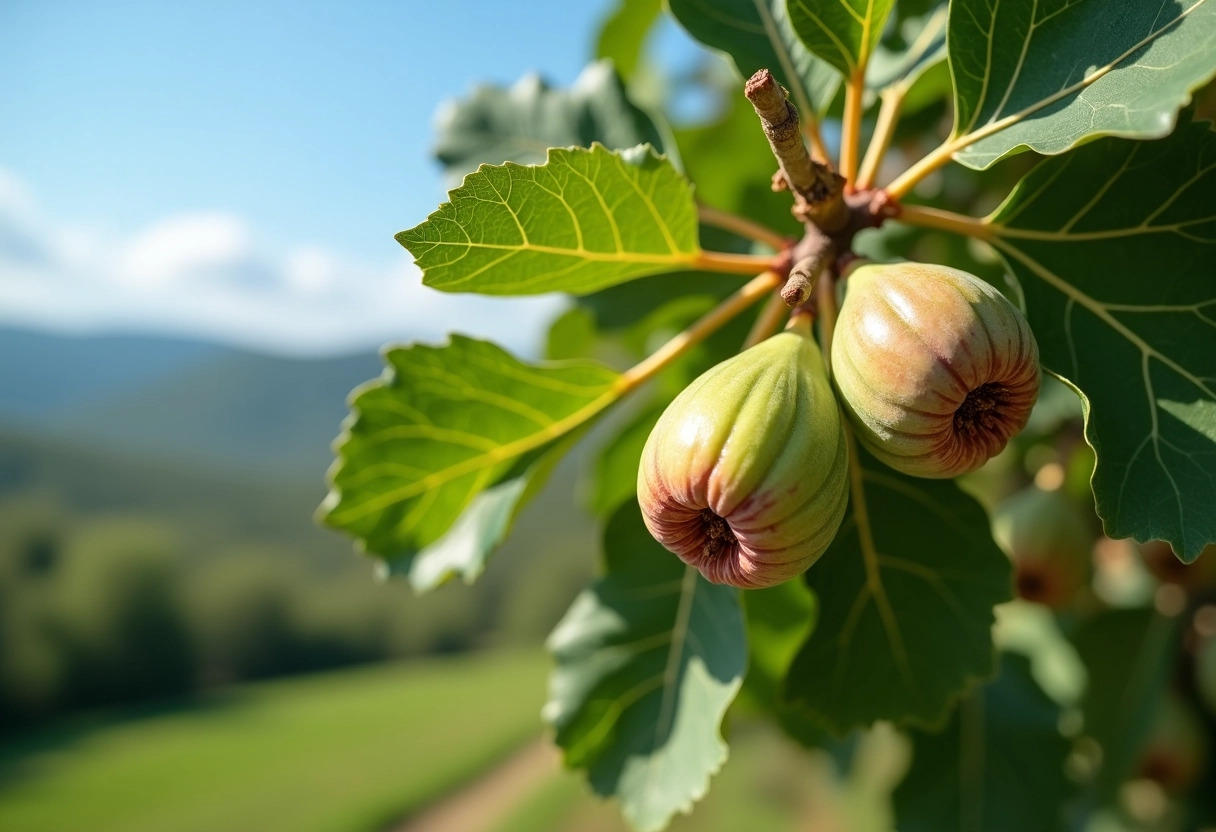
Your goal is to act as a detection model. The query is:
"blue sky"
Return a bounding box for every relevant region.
[0,1,709,355]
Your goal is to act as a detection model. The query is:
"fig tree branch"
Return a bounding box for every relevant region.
[697,204,790,251]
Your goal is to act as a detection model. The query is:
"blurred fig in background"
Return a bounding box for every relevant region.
[993,484,1092,608]
[1140,541,1216,591]
[1135,692,1209,794]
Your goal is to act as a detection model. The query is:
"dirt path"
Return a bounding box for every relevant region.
[392,738,559,832]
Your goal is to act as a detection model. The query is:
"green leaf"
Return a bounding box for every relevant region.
[1070,608,1181,805]
[398,144,701,296]
[596,0,663,81]
[545,500,747,832]
[545,306,599,361]
[866,3,946,94]
[739,581,826,747]
[986,122,1216,561]
[433,62,666,182]
[947,0,1216,169]
[893,653,1073,832]
[320,336,620,590]
[784,446,1012,733]
[667,0,841,116]
[787,0,896,79]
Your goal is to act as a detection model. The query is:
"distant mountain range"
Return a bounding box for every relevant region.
[0,326,383,477]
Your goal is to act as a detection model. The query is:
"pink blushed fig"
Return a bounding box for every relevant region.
[831,262,1040,479]
[637,328,849,589]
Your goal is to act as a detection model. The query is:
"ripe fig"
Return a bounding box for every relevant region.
[993,485,1092,608]
[831,262,1040,478]
[637,328,848,589]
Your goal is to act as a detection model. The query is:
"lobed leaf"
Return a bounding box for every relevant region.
[784,446,1012,733]
[947,0,1216,169]
[894,653,1073,832]
[786,0,896,79]
[433,61,665,181]
[320,336,620,591]
[667,0,840,115]
[545,500,746,832]
[398,144,700,296]
[987,121,1216,560]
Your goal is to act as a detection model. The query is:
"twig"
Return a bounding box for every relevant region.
[745,69,849,232]
[781,251,824,307]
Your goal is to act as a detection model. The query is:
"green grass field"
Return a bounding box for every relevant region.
[0,650,547,832]
[486,721,827,832]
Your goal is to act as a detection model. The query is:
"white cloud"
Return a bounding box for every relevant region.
[0,168,564,356]
[117,213,253,290]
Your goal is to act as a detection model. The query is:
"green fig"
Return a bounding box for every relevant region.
[832,262,1040,479]
[993,485,1092,607]
[637,328,849,589]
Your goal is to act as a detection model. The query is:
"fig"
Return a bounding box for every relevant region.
[831,262,1040,478]
[1135,692,1208,793]
[637,328,849,589]
[1139,540,1216,589]
[993,485,1092,607]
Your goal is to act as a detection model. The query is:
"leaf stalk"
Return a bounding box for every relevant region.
[840,71,866,187]
[697,204,790,251]
[617,270,783,393]
[896,204,992,239]
[693,250,782,274]
[856,87,904,190]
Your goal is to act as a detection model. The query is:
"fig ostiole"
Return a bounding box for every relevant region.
[831,262,1041,479]
[637,327,848,589]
